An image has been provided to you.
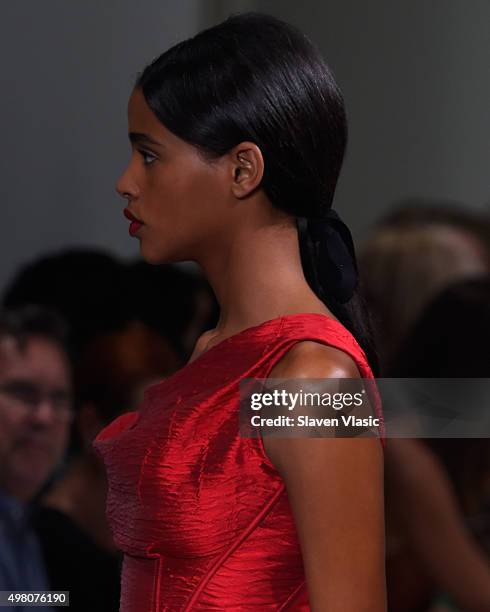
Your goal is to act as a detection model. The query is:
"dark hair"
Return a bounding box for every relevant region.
[128,261,219,361]
[2,249,131,358]
[388,277,490,512]
[388,276,490,378]
[0,304,69,353]
[135,11,378,372]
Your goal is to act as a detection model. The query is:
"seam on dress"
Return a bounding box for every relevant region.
[152,555,162,612]
[277,579,307,611]
[182,483,286,611]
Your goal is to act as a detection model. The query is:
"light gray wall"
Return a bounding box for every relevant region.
[206,0,490,237]
[3,1,489,293]
[1,0,205,293]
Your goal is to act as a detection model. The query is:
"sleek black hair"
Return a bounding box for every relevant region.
[135,11,378,372]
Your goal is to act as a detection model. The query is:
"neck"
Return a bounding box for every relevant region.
[195,202,328,338]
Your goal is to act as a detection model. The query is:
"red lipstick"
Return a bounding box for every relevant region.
[123,208,143,236]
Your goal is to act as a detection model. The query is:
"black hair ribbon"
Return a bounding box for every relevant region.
[296,209,358,303]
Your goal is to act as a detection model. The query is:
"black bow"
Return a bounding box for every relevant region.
[297,209,358,303]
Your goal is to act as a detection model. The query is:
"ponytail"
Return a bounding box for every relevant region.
[297,213,380,375]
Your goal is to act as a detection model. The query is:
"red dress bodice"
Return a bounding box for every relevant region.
[93,313,385,611]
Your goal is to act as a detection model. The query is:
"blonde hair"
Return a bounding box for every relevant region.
[360,222,488,366]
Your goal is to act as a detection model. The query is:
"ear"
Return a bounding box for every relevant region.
[228,141,264,199]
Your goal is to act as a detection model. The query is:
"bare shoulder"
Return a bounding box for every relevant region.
[268,340,361,380]
[263,340,379,476]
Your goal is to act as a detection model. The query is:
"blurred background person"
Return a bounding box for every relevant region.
[360,202,490,610]
[0,305,73,611]
[42,319,181,555]
[359,200,490,372]
[383,277,490,612]
[2,249,219,366]
[1,248,218,611]
[126,259,219,362]
[2,249,141,364]
[36,320,181,612]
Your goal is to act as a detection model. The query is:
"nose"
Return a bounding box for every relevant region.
[30,400,61,427]
[116,164,140,200]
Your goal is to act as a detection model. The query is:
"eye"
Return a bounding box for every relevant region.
[139,150,157,166]
[1,381,39,406]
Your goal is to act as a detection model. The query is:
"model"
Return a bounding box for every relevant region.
[94,12,386,611]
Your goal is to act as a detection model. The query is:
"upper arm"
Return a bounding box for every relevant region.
[262,342,386,611]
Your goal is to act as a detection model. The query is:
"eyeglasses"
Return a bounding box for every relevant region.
[0,380,74,423]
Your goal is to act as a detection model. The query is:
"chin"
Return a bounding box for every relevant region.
[8,472,50,501]
[140,243,185,266]
[140,244,166,265]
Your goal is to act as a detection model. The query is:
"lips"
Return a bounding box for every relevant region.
[123,208,144,236]
[123,208,142,223]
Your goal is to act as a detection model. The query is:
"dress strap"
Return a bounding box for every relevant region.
[249,314,386,447]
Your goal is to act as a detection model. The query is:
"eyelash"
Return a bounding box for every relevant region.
[138,150,157,166]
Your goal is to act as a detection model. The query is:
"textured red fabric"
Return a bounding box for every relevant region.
[93,313,385,611]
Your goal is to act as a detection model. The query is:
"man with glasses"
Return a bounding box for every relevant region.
[0,305,73,610]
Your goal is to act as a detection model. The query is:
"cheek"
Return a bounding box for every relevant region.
[43,420,70,453]
[12,426,67,472]
[0,407,24,451]
[54,423,70,450]
[150,158,223,213]
[138,161,226,261]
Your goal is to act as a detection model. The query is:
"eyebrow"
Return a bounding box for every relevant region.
[1,379,72,393]
[128,132,164,148]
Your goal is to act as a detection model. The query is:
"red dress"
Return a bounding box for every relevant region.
[93,313,385,611]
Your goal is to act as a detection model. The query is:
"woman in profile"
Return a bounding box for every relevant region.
[94,12,386,611]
